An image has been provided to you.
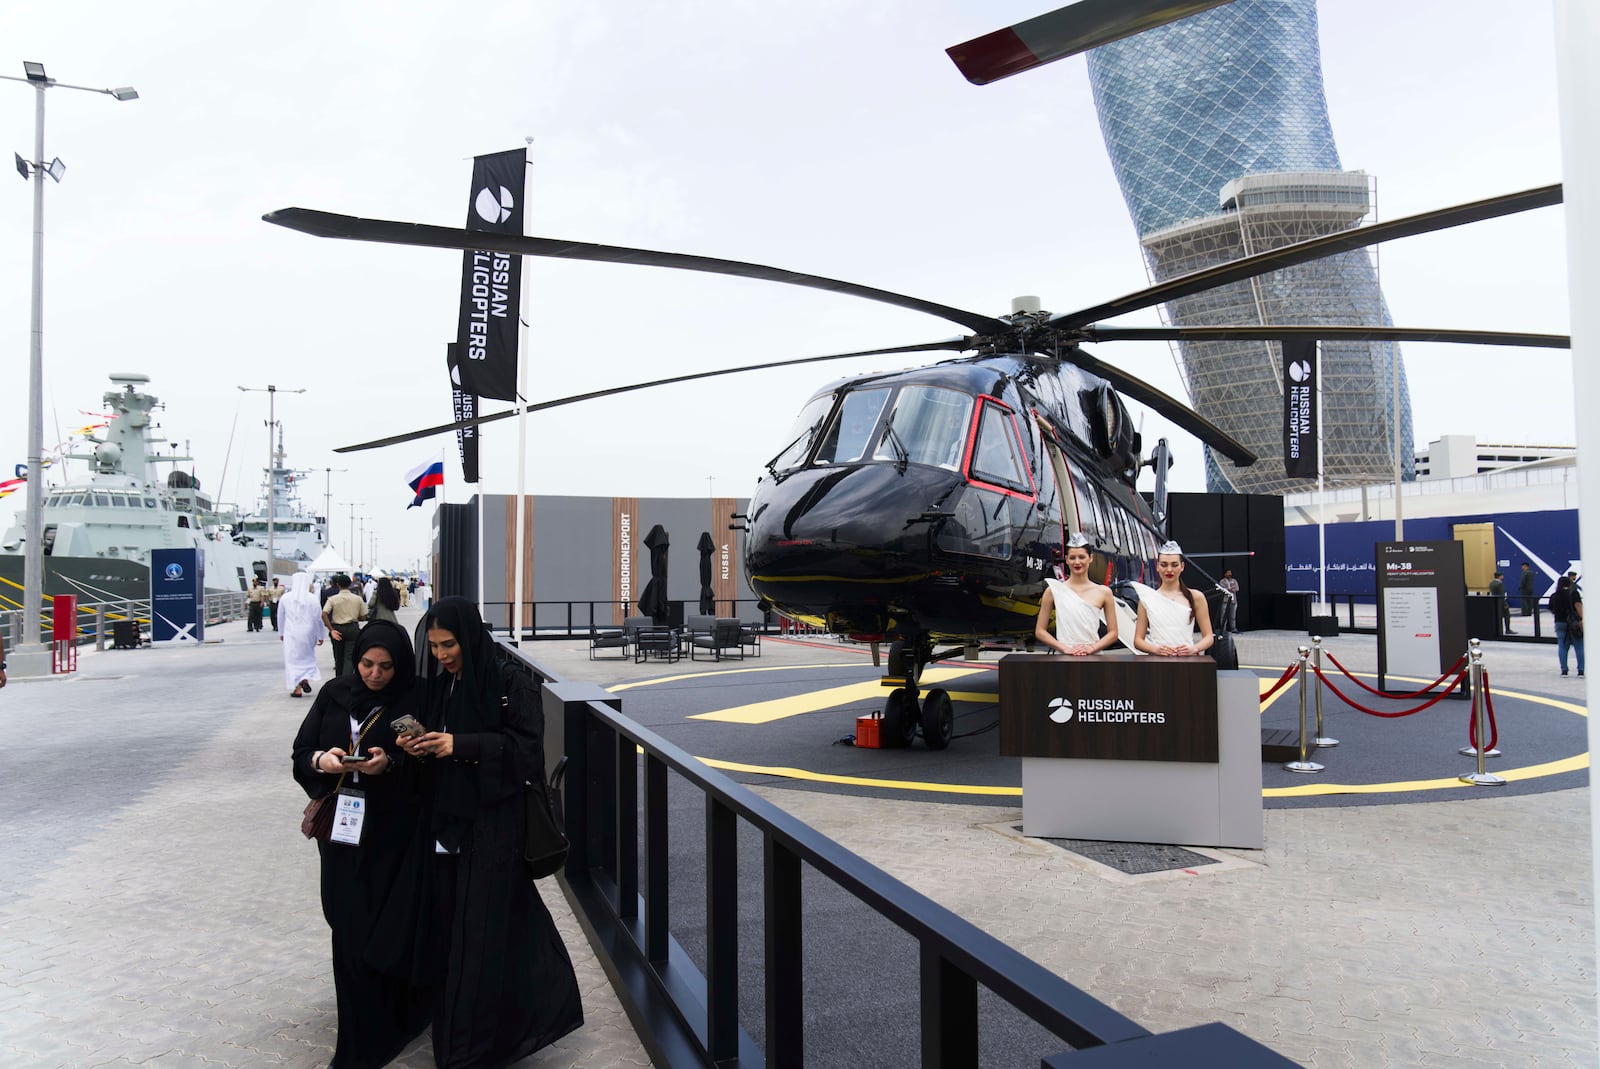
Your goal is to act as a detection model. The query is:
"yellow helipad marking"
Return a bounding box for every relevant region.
[688,666,986,724]
[622,661,1588,799]
[698,757,1021,797]
[609,662,868,693]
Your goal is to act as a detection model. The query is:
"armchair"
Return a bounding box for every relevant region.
[590,615,649,660]
[690,618,746,661]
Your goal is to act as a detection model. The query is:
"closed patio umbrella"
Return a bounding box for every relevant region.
[639,524,670,624]
[697,531,716,615]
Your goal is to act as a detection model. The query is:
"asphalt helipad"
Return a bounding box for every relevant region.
[543,629,1589,810]
[537,627,1596,1067]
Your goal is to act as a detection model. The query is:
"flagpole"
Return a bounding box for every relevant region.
[1316,341,1326,614]
[512,142,531,646]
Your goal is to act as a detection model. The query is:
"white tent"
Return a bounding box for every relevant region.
[306,545,355,576]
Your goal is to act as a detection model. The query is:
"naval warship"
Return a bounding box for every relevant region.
[0,373,326,606]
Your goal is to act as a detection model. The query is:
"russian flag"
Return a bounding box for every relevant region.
[406,458,444,509]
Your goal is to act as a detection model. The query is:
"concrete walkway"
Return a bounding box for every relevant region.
[0,610,648,1069]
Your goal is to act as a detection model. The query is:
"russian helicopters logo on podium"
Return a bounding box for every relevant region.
[1047,696,1165,725]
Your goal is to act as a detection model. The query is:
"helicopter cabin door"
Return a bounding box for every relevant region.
[1035,419,1108,585]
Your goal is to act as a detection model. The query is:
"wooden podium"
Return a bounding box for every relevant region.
[999,653,1263,848]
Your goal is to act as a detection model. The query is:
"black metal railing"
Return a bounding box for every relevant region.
[502,640,1296,1067]
[480,599,776,640]
[1296,592,1555,643]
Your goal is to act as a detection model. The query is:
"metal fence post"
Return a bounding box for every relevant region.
[1284,645,1323,773]
[1311,636,1337,748]
[1460,641,1505,785]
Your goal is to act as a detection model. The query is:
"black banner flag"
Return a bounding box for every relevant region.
[1282,338,1318,479]
[452,147,525,402]
[446,342,480,484]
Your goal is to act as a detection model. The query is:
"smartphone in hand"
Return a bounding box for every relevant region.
[391,714,425,738]
[340,752,370,764]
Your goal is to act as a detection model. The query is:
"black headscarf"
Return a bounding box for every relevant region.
[331,618,416,716]
[418,597,503,729]
[417,597,507,845]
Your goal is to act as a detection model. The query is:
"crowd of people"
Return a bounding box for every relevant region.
[290,597,582,1068]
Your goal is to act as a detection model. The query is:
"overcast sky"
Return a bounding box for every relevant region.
[0,1,1568,570]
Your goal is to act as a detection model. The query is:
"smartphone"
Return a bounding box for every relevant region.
[390,714,425,738]
[339,752,370,764]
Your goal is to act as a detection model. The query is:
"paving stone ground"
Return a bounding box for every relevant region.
[3,619,1594,1067]
[0,609,648,1069]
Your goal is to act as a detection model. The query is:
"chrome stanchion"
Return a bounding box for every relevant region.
[1311,636,1338,748]
[1458,640,1500,759]
[1285,645,1324,773]
[1460,642,1506,785]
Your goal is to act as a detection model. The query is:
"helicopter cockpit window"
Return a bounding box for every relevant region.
[871,386,972,470]
[968,403,1031,495]
[813,387,890,466]
[768,394,836,473]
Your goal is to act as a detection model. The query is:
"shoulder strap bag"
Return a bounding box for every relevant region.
[300,706,385,842]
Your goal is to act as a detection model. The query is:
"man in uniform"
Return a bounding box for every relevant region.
[1520,562,1537,617]
[320,573,366,675]
[267,578,284,631]
[1489,571,1512,635]
[246,579,265,632]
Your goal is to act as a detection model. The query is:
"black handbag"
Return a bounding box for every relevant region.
[524,756,569,880]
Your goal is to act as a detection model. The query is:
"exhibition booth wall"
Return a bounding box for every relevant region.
[432,493,754,630]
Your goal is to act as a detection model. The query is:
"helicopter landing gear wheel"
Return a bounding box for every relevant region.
[881,688,919,748]
[920,688,953,750]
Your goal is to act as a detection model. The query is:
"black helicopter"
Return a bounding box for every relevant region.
[262,0,1569,749]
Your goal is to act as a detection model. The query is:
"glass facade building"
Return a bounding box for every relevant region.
[1087,0,1413,494]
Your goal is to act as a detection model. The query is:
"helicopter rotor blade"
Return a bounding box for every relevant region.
[332,337,973,454]
[263,208,1010,336]
[1050,184,1563,331]
[1060,347,1257,467]
[1081,324,1571,349]
[946,0,1234,85]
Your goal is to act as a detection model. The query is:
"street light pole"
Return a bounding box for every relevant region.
[320,467,346,548]
[4,63,136,664]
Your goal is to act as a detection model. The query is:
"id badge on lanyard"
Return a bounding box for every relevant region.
[328,788,367,846]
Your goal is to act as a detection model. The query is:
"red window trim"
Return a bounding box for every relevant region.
[962,396,1036,502]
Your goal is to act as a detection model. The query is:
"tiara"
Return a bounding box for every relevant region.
[1066,533,1091,549]
[1158,540,1183,555]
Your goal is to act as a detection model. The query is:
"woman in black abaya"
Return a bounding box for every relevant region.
[394,596,582,1068]
[292,619,431,1068]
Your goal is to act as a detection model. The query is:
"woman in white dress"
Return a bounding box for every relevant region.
[279,571,326,697]
[1034,535,1119,655]
[1133,541,1215,657]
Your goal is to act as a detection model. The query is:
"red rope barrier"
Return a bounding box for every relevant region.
[1470,670,1500,753]
[1312,664,1468,718]
[1323,651,1467,699]
[1258,662,1301,703]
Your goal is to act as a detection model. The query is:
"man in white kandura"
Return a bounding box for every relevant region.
[1133,541,1215,657]
[1034,534,1119,656]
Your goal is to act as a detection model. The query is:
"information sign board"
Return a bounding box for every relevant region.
[1375,540,1465,691]
[150,548,205,644]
